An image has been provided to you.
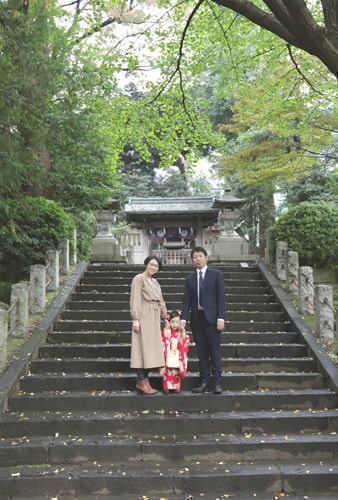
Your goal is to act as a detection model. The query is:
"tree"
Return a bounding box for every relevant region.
[210,0,338,78]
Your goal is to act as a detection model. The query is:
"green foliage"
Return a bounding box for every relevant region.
[278,165,335,210]
[271,201,338,268]
[70,210,98,262]
[0,197,75,279]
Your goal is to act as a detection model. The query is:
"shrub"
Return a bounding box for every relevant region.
[0,197,75,280]
[271,201,338,268]
[70,210,98,262]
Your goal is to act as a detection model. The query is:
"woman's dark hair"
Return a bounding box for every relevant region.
[169,310,181,320]
[191,246,208,258]
[144,254,162,271]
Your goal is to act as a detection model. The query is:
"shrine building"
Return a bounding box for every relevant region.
[124,197,222,264]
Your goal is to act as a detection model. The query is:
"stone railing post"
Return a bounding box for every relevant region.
[315,285,334,344]
[46,250,59,291]
[57,238,69,276]
[9,283,29,339]
[0,309,8,371]
[264,227,273,266]
[70,229,77,266]
[276,241,288,282]
[287,251,299,295]
[29,265,46,314]
[298,266,314,315]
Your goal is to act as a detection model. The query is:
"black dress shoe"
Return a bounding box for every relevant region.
[213,385,222,394]
[192,382,208,393]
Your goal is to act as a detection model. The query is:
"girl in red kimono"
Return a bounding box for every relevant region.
[159,310,190,393]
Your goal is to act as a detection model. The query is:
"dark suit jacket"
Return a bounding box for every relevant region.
[182,267,226,326]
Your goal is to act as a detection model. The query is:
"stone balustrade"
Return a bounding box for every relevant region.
[0,237,75,371]
[275,241,336,345]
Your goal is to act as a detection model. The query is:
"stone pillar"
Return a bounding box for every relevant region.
[276,241,288,282]
[46,250,59,291]
[10,283,29,339]
[0,309,8,371]
[315,285,334,344]
[29,265,46,314]
[90,209,126,262]
[58,238,69,276]
[264,227,273,266]
[287,251,299,295]
[298,266,314,315]
[70,229,77,266]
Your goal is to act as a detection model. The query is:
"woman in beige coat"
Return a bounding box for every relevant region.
[130,255,167,394]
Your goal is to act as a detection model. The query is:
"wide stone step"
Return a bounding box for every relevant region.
[39,343,308,359]
[1,433,337,468]
[29,358,316,374]
[65,301,282,313]
[8,390,336,413]
[2,410,337,439]
[1,461,337,499]
[46,331,303,345]
[53,319,293,333]
[20,372,326,393]
[60,310,287,322]
[75,284,272,295]
[71,292,277,303]
[80,277,268,288]
[84,269,262,279]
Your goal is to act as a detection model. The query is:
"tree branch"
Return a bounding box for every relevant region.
[287,44,325,96]
[150,0,205,125]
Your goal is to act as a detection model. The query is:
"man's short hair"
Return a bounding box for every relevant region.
[191,246,208,259]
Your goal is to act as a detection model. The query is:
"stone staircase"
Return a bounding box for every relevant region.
[0,262,337,499]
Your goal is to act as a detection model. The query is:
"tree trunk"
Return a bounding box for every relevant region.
[213,0,338,78]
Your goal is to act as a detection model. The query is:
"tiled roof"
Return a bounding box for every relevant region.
[124,197,218,214]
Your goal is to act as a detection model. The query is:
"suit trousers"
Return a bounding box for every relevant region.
[192,310,222,386]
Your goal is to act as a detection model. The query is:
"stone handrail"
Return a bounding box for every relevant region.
[274,240,336,346]
[0,234,76,371]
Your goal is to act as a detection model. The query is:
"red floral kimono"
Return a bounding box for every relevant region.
[159,328,190,392]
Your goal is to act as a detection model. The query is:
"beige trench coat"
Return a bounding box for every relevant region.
[130,273,167,369]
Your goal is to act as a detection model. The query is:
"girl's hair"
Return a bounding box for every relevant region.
[144,254,162,271]
[169,310,181,320]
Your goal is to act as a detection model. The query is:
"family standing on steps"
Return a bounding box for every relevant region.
[129,247,226,395]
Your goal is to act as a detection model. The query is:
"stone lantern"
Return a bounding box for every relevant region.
[210,186,257,262]
[90,200,126,262]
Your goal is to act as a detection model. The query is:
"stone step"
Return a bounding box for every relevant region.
[38,343,308,359]
[60,310,287,322]
[8,390,336,413]
[46,331,302,345]
[80,277,268,288]
[20,372,326,393]
[2,410,336,439]
[87,263,259,272]
[65,301,282,312]
[75,284,272,294]
[70,291,276,303]
[1,461,337,499]
[53,320,293,332]
[29,358,316,374]
[1,433,337,468]
[84,270,263,280]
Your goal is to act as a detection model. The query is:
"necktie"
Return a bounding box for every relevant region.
[199,270,204,307]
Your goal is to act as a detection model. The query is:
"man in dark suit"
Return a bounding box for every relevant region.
[181,247,225,394]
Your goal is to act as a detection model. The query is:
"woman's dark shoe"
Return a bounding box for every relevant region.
[213,385,222,394]
[136,379,157,394]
